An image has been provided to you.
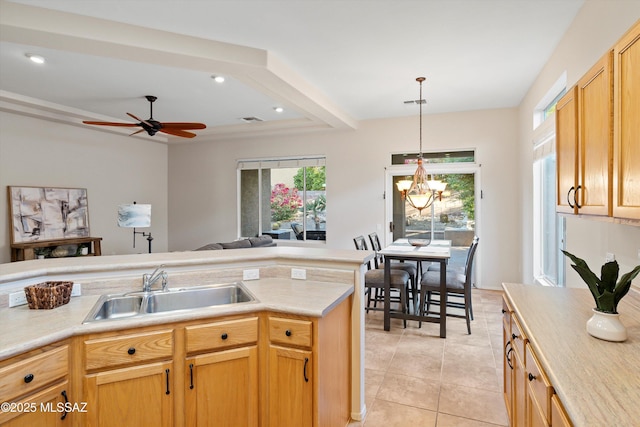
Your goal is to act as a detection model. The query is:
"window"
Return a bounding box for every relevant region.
[238,157,326,242]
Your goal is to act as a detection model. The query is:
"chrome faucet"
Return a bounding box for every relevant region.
[142,264,168,292]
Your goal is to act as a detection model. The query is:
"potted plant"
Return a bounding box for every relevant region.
[562,250,640,342]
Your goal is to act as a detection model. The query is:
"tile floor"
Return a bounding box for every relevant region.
[349,288,509,427]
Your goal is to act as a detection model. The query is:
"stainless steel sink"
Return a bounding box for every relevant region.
[83,282,257,323]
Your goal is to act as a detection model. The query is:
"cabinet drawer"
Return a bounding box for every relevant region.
[186,317,258,353]
[269,317,313,348]
[84,329,173,371]
[0,345,68,402]
[526,343,553,425]
[511,315,527,361]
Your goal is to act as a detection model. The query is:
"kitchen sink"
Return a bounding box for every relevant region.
[83,282,257,323]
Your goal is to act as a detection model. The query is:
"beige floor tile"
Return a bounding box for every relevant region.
[438,383,509,425]
[436,412,508,426]
[376,372,441,411]
[357,289,509,426]
[364,399,437,427]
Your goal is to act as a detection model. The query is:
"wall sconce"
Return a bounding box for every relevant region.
[117,202,153,253]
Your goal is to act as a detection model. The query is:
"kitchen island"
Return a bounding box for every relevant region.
[0,246,373,426]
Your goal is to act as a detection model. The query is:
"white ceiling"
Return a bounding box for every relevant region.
[0,0,584,142]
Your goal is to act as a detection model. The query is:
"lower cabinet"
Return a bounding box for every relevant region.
[0,343,72,426]
[502,296,573,427]
[84,361,173,427]
[82,329,174,427]
[268,346,313,427]
[184,317,259,427]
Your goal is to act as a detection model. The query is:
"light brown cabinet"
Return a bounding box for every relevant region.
[82,329,174,427]
[0,344,71,426]
[502,296,572,427]
[184,317,259,427]
[556,52,613,216]
[556,20,640,222]
[613,20,640,220]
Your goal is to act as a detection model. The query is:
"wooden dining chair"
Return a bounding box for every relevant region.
[419,236,479,334]
[368,232,418,306]
[353,235,410,327]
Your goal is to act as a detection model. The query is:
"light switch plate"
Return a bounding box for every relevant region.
[71,283,82,297]
[606,253,615,262]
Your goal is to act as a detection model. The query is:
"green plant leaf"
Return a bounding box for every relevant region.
[562,250,603,297]
[600,261,619,293]
[596,290,616,313]
[613,265,640,311]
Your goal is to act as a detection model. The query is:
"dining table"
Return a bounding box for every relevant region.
[379,239,451,337]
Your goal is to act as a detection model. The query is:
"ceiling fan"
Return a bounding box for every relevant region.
[82,95,206,138]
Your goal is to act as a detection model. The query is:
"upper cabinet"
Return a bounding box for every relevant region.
[556,20,640,222]
[576,51,613,216]
[556,86,578,214]
[613,20,640,220]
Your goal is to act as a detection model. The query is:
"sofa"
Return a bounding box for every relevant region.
[194,235,276,251]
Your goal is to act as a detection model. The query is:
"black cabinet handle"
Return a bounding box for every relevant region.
[506,347,514,370]
[165,369,170,395]
[528,373,536,382]
[303,357,309,382]
[501,309,506,314]
[567,186,575,208]
[574,185,582,209]
[511,333,519,341]
[504,341,513,370]
[23,373,34,383]
[128,347,136,355]
[285,330,292,337]
[189,363,194,390]
[221,333,228,340]
[60,390,69,420]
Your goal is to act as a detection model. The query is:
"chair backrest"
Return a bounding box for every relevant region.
[464,236,479,286]
[291,223,304,240]
[353,235,372,270]
[368,232,385,269]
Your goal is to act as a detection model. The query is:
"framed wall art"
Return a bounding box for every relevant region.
[8,186,90,244]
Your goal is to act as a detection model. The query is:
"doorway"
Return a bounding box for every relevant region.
[385,163,481,281]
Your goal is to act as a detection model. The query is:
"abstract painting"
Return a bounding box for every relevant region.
[8,186,90,244]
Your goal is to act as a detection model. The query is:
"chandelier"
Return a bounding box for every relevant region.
[396,77,446,213]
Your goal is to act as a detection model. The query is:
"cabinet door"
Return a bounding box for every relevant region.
[513,346,526,427]
[502,305,514,424]
[577,51,613,216]
[613,21,640,220]
[268,346,313,427]
[556,86,579,214]
[185,346,258,427]
[84,361,173,427]
[0,382,70,427]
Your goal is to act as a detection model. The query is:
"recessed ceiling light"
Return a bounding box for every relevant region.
[273,107,284,113]
[25,53,45,64]
[211,75,225,83]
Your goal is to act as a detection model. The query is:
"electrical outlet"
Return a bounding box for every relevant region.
[291,268,307,280]
[243,269,260,280]
[9,291,27,307]
[606,253,615,262]
[71,283,82,297]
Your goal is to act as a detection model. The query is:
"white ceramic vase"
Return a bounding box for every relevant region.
[586,309,627,342]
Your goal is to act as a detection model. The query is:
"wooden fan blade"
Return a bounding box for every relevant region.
[160,122,206,130]
[129,129,146,136]
[83,121,139,127]
[160,128,197,138]
[126,113,153,127]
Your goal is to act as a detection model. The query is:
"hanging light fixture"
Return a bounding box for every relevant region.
[396,77,446,213]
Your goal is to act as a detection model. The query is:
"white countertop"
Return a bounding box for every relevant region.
[502,283,640,427]
[0,278,353,360]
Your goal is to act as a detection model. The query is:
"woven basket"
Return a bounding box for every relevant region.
[24,281,74,310]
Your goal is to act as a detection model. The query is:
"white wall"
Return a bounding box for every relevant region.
[169,108,520,290]
[517,2,640,286]
[0,111,169,262]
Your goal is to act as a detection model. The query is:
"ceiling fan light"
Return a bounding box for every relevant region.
[26,53,45,64]
[211,75,225,83]
[273,106,284,113]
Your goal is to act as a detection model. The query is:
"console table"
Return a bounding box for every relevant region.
[10,237,102,262]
